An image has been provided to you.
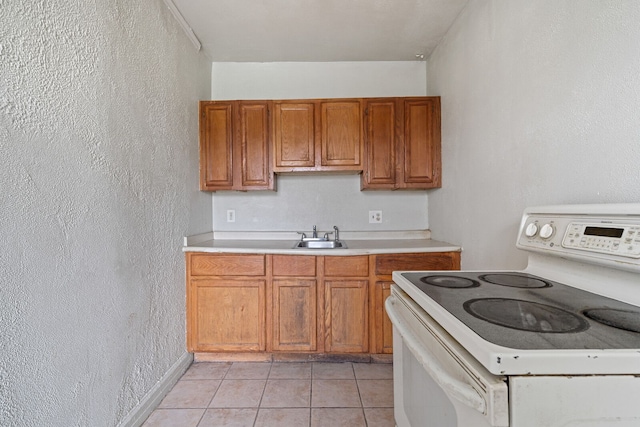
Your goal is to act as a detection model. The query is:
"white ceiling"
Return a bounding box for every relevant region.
[170,0,469,62]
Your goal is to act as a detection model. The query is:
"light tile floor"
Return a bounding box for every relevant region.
[142,361,395,427]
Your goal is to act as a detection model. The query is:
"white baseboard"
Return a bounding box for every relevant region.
[118,352,194,427]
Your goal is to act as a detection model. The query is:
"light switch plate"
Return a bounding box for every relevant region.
[227,210,236,222]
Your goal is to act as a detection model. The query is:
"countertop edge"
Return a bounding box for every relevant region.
[181,246,462,256]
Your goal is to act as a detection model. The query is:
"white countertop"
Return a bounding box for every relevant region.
[183,230,461,256]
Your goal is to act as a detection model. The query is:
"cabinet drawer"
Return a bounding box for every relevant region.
[272,255,316,276]
[189,254,265,276]
[375,252,459,275]
[324,256,369,277]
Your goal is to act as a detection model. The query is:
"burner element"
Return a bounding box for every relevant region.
[479,273,551,288]
[464,298,589,333]
[583,308,640,334]
[420,275,480,289]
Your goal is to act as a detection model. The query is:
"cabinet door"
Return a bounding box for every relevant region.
[324,280,369,353]
[236,101,274,190]
[273,102,316,170]
[189,279,266,352]
[272,279,317,352]
[361,99,397,189]
[403,98,441,188]
[320,100,363,169]
[374,281,393,354]
[199,102,233,190]
[370,252,460,354]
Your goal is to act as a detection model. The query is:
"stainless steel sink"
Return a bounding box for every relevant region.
[293,239,347,249]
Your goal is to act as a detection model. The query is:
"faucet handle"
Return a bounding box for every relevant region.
[323,231,334,240]
[296,231,307,241]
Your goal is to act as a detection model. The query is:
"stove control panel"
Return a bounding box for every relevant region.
[562,222,640,258]
[517,205,640,272]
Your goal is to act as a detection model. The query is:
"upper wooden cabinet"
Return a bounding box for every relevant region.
[273,101,316,170]
[273,99,363,172]
[361,97,441,190]
[199,96,440,191]
[199,100,274,191]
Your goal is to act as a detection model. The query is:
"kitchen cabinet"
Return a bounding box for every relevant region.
[186,250,459,355]
[273,101,316,170]
[323,256,370,353]
[361,97,441,190]
[187,253,267,352]
[273,99,363,172]
[199,100,274,191]
[370,252,460,353]
[271,255,318,352]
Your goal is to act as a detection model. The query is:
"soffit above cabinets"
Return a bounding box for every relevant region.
[168,0,469,62]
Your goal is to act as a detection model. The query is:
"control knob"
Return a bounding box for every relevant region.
[539,223,555,239]
[524,223,538,237]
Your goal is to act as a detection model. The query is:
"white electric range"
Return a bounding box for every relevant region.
[387,204,640,427]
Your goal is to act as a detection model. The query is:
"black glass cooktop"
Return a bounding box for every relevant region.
[400,272,640,350]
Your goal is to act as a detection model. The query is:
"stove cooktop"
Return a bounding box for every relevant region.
[401,271,640,350]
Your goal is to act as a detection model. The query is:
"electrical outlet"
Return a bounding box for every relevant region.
[369,210,382,224]
[226,210,236,222]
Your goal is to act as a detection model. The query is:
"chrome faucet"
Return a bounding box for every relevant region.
[333,226,339,241]
[312,225,317,239]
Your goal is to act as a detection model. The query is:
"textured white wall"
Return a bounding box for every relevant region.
[210,61,431,232]
[0,1,211,426]
[427,0,640,269]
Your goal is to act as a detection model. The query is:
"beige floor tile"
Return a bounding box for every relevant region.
[226,362,272,379]
[141,408,204,427]
[311,379,361,407]
[181,362,231,380]
[353,363,393,380]
[198,408,258,427]
[209,379,266,408]
[158,380,220,408]
[254,408,310,427]
[312,362,355,379]
[357,379,394,407]
[364,408,396,427]
[269,362,312,379]
[261,379,311,408]
[311,408,366,427]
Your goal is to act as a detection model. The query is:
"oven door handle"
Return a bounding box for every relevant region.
[386,296,487,414]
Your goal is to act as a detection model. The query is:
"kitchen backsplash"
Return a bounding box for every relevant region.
[211,174,429,232]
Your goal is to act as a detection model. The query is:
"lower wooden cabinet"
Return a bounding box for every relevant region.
[189,279,266,352]
[272,278,317,352]
[324,280,369,353]
[373,281,394,354]
[186,251,460,355]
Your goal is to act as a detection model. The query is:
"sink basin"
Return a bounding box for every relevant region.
[293,240,347,249]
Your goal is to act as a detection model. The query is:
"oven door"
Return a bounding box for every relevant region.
[386,286,508,427]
